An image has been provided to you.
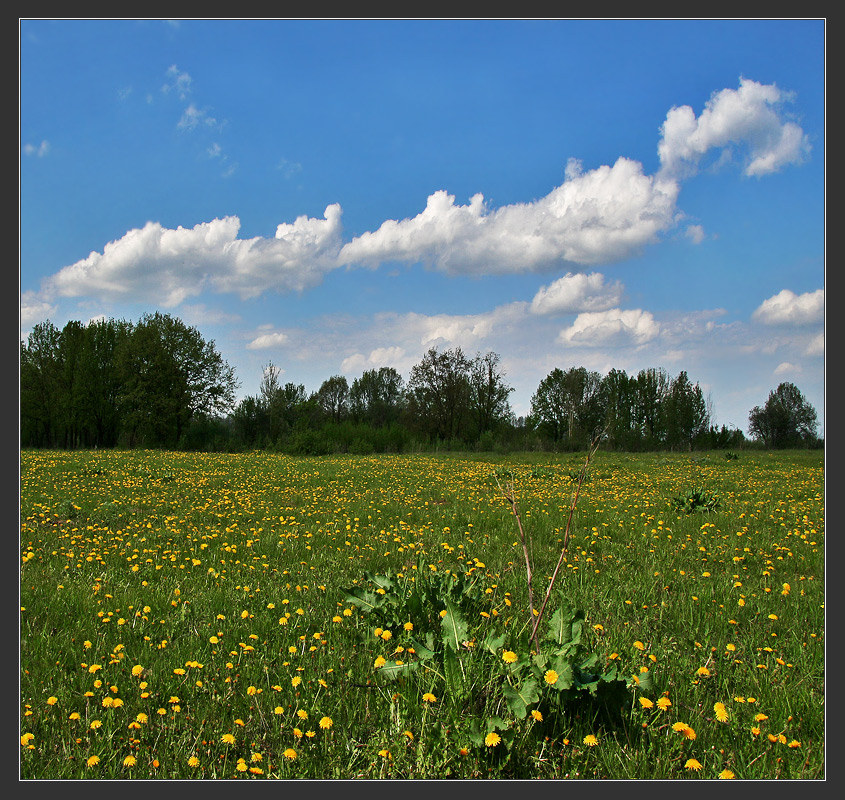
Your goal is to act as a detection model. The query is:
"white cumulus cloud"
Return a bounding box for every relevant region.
[43,205,345,307]
[339,157,680,274]
[804,332,824,356]
[558,308,659,346]
[20,290,58,331]
[752,288,824,326]
[658,77,810,180]
[530,272,624,315]
[246,332,289,350]
[341,346,407,374]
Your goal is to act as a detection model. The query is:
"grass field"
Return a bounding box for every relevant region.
[20,448,824,779]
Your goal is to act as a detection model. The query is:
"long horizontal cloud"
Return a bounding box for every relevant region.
[44,205,344,306]
[339,158,680,273]
[30,79,808,310]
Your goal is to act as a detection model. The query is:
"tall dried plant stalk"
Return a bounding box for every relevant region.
[498,429,605,652]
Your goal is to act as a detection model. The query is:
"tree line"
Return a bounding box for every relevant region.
[20,314,821,454]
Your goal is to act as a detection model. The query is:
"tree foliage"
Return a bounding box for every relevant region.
[21,314,239,450]
[748,382,819,448]
[23,316,819,454]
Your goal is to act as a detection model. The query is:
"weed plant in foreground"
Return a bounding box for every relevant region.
[20,449,824,779]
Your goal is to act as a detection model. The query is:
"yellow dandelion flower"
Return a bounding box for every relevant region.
[685,758,703,771]
[188,755,200,767]
[422,692,437,703]
[754,713,768,722]
[714,702,729,722]
[297,709,308,720]
[718,769,735,779]
[381,629,392,641]
[404,622,414,631]
[123,755,136,767]
[672,722,696,740]
[484,731,501,747]
[531,709,543,722]
[293,728,303,739]
[583,734,599,747]
[788,740,801,749]
[236,760,248,772]
[695,666,711,677]
[633,640,645,650]
[69,712,81,721]
[86,755,100,768]
[319,716,333,729]
[544,669,559,686]
[378,748,391,758]
[656,697,672,711]
[89,720,102,730]
[221,733,236,745]
[639,697,654,709]
[291,676,302,687]
[136,712,148,724]
[502,650,518,664]
[274,706,284,715]
[374,656,387,669]
[247,685,258,696]
[250,752,262,763]
[46,696,58,706]
[20,733,35,746]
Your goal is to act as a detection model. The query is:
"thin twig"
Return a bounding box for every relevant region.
[497,428,606,652]
[496,476,535,625]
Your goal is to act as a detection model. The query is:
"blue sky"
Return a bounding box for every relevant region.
[20,19,826,436]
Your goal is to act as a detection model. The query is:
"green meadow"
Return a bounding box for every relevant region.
[20,448,824,779]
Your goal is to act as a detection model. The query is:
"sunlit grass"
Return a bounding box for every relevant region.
[20,449,824,778]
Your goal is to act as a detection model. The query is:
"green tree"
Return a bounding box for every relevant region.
[115,313,239,448]
[406,347,472,443]
[748,382,819,448]
[468,351,514,437]
[317,375,350,424]
[20,320,62,447]
[663,370,710,451]
[597,368,637,450]
[633,367,670,448]
[530,366,603,448]
[349,367,405,427]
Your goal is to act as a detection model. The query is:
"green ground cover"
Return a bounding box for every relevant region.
[20,448,824,779]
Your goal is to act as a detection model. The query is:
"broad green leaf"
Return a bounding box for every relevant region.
[407,636,435,661]
[482,630,507,656]
[343,589,382,613]
[502,678,539,719]
[441,600,468,653]
[378,661,417,680]
[443,645,467,698]
[634,668,654,692]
